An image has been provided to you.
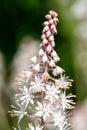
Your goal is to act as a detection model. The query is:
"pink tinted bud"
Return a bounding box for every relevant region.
[43,26,49,32]
[31,56,37,63]
[53,17,59,24]
[43,38,48,45]
[46,31,51,37]
[42,54,48,63]
[49,59,55,67]
[49,35,54,41]
[51,24,57,33]
[51,50,57,57]
[53,56,60,62]
[41,34,46,40]
[43,21,49,26]
[32,64,40,72]
[46,45,51,53]
[56,66,64,74]
[49,19,53,24]
[51,41,55,47]
[45,14,51,20]
[39,49,44,56]
[53,66,64,76]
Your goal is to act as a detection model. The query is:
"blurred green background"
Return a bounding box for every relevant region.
[0,0,87,130]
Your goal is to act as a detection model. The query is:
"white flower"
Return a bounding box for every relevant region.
[27,123,44,130]
[16,85,34,106]
[35,102,52,121]
[10,104,27,124]
[15,71,32,86]
[53,111,65,130]
[30,76,45,92]
[45,84,60,104]
[61,92,75,110]
[55,75,72,89]
[31,56,37,64]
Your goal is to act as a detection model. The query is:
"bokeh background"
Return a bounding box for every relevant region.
[0,0,87,130]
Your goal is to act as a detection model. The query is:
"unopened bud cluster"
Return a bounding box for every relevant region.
[9,10,75,130]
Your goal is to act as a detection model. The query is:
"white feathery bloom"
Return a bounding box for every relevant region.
[55,75,72,89]
[10,104,27,124]
[15,71,32,85]
[30,76,45,92]
[35,102,52,121]
[53,111,65,130]
[61,92,75,110]
[16,85,34,106]
[27,123,44,130]
[45,84,60,104]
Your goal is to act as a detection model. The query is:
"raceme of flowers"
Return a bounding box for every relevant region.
[9,10,75,130]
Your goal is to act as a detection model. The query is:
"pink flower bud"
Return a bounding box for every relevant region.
[31,56,37,63]
[43,21,49,26]
[42,54,48,63]
[51,24,57,33]
[32,64,40,72]
[43,38,48,44]
[53,66,64,76]
[39,49,44,56]
[41,34,46,40]
[56,66,64,74]
[51,50,57,57]
[43,26,49,32]
[46,45,51,53]
[49,59,55,67]
[45,14,51,20]
[53,56,60,62]
[49,35,54,41]
[51,41,55,47]
[46,31,51,37]
[49,19,53,24]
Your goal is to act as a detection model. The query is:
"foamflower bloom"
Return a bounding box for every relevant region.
[35,102,52,121]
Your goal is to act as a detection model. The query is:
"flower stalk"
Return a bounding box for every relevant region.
[9,10,75,130]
